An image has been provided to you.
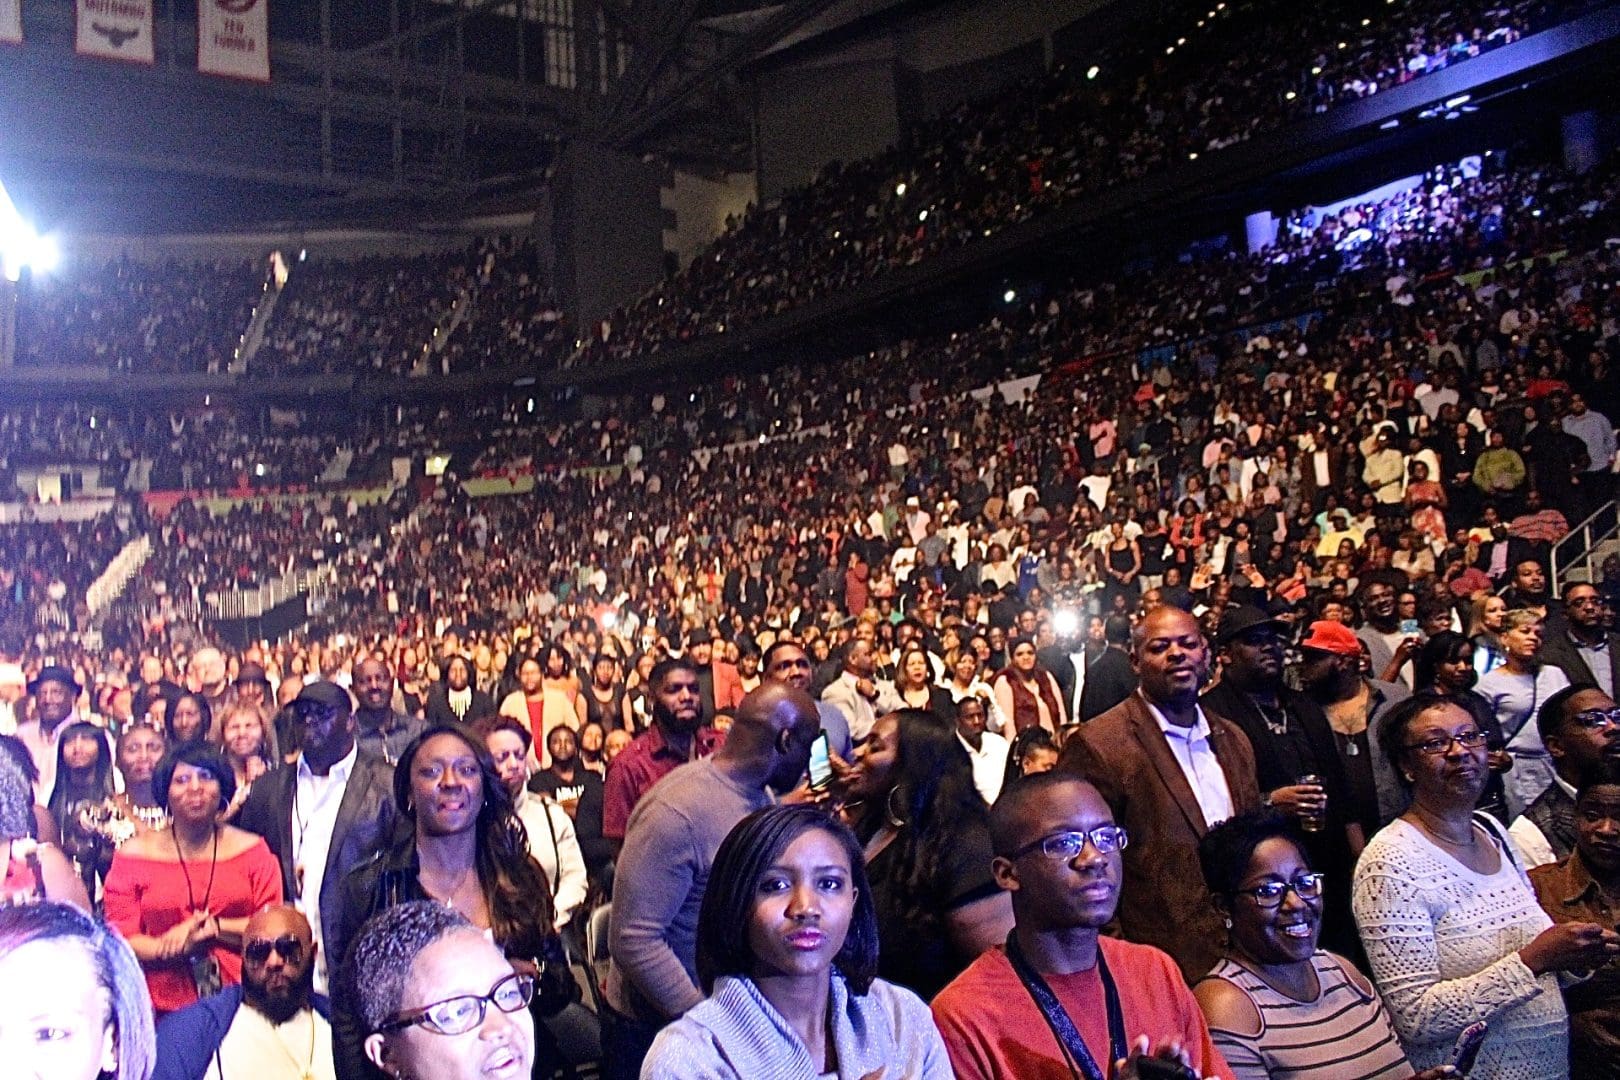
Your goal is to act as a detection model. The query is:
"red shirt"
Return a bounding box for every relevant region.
[103,838,283,1014]
[601,723,724,840]
[931,936,1236,1080]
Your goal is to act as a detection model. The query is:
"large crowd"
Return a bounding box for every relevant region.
[1,1,1620,1073]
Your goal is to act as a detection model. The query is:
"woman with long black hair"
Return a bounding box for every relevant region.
[49,720,117,893]
[330,723,577,1078]
[837,708,1012,1000]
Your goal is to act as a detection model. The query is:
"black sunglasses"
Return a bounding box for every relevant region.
[244,936,304,964]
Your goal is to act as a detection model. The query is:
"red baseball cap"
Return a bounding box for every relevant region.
[1299,620,1362,657]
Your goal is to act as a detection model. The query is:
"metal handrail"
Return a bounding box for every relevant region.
[1551,498,1619,596]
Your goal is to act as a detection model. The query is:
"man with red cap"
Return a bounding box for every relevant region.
[1295,620,1411,836]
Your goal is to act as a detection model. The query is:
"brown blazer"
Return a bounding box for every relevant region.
[1058,691,1260,983]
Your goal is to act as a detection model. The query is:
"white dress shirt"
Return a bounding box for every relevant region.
[1142,695,1234,827]
[292,744,358,995]
[957,730,1010,805]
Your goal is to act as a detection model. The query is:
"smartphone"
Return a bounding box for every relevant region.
[1400,619,1420,635]
[807,731,833,790]
[1451,1020,1488,1077]
[1135,1059,1197,1080]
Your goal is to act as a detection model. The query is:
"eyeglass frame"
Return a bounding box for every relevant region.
[375,971,535,1036]
[1233,872,1326,908]
[243,935,304,965]
[1006,825,1130,862]
[1404,729,1488,757]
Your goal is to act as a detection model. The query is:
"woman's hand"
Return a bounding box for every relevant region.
[1519,921,1620,975]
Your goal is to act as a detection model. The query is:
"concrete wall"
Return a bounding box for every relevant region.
[756,45,901,199]
[662,170,758,270]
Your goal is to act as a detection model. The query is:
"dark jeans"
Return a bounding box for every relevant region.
[600,1000,664,1080]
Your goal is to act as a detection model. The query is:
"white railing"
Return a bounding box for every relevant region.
[1551,499,1619,595]
[203,564,336,621]
[86,534,152,619]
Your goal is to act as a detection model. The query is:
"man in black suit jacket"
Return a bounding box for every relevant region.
[1038,616,1102,724]
[1542,582,1620,697]
[236,680,398,995]
[1078,615,1137,722]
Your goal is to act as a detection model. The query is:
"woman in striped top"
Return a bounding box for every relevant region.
[1195,810,1439,1080]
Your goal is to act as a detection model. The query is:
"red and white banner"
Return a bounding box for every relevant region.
[0,0,21,45]
[198,0,269,82]
[76,0,153,64]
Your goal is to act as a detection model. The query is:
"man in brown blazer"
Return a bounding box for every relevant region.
[1059,605,1260,983]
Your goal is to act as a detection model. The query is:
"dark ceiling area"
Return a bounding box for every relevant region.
[0,0,872,233]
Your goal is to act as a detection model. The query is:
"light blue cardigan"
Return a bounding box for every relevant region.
[640,971,952,1079]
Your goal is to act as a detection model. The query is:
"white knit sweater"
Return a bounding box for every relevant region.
[1352,816,1568,1078]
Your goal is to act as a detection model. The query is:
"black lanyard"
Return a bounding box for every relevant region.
[1004,932,1127,1080]
[172,826,220,916]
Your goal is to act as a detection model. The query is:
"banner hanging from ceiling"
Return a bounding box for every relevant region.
[0,0,21,45]
[198,0,269,81]
[75,0,154,63]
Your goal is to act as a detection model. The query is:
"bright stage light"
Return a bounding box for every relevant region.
[0,179,58,282]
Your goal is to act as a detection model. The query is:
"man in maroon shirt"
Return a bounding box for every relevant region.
[602,657,723,845]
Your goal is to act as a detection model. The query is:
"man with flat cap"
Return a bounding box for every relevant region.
[237,681,395,997]
[16,664,86,802]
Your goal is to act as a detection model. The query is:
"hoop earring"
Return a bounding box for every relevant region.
[886,786,907,828]
[1222,917,1232,930]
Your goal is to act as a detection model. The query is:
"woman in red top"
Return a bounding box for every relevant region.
[103,743,281,1014]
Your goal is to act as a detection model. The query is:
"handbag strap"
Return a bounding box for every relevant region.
[1004,932,1126,1080]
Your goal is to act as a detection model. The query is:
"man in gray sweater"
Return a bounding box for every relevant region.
[602,680,822,1079]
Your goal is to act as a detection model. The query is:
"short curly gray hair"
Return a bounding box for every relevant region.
[348,901,474,1032]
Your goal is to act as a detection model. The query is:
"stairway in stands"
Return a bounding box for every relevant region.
[1553,499,1620,594]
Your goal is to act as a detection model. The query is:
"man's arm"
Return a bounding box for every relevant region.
[609,803,706,1019]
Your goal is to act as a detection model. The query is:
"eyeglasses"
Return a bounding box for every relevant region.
[1575,707,1620,732]
[1405,730,1488,757]
[1008,826,1129,861]
[244,936,304,965]
[377,973,534,1036]
[1236,873,1325,908]
[1567,595,1602,608]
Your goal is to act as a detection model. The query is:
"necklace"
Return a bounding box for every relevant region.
[1412,812,1476,848]
[273,1009,319,1080]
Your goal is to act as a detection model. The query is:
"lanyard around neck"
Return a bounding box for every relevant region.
[1004,932,1126,1080]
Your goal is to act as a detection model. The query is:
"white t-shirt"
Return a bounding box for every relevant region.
[208,1006,335,1080]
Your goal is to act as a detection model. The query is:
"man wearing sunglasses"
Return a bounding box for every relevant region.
[153,905,335,1079]
[1509,682,1620,868]
[933,772,1235,1079]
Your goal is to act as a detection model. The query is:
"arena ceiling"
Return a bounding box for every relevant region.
[0,0,910,233]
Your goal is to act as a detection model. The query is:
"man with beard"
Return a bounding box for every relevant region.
[602,658,723,844]
[1296,620,1411,838]
[1542,583,1620,699]
[932,773,1234,1078]
[604,682,820,1079]
[153,905,335,1080]
[1354,576,1414,687]
[1058,605,1260,981]
[1202,605,1366,962]
[1509,683,1620,867]
[350,657,426,765]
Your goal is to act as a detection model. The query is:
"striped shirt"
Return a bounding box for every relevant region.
[1204,952,1411,1080]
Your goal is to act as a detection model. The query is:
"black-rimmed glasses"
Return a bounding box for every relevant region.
[1007,826,1129,861]
[376,972,535,1036]
[1405,730,1488,757]
[1237,873,1325,908]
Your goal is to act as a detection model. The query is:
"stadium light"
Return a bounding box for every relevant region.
[0,179,58,282]
[1086,65,1100,79]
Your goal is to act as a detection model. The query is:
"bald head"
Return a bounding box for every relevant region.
[725,681,822,792]
[241,905,315,1023]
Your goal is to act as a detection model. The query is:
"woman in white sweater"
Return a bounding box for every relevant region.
[1352,692,1619,1078]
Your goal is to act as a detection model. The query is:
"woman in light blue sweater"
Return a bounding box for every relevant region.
[641,804,951,1079]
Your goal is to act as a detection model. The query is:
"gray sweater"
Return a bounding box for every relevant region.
[605,758,770,1022]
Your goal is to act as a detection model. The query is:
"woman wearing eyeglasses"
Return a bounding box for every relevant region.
[350,900,536,1080]
[1352,692,1620,1077]
[1196,810,1446,1080]
[328,725,575,1079]
[642,804,950,1079]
